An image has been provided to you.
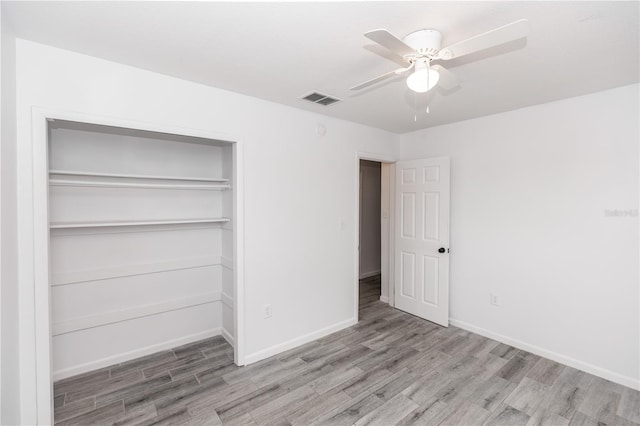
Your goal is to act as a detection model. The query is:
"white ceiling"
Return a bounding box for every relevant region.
[3,1,639,134]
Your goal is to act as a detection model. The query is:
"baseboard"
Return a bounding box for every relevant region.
[53,327,222,381]
[379,295,389,303]
[359,270,381,279]
[221,327,235,347]
[450,318,640,391]
[244,317,358,365]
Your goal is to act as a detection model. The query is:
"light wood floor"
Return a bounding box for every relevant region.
[54,275,640,425]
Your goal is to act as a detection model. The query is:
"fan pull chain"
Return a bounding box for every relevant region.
[414,92,417,122]
[427,105,430,114]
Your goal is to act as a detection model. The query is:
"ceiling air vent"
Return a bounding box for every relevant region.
[301,92,341,106]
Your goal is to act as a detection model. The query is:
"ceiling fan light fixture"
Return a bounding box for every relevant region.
[406,61,439,93]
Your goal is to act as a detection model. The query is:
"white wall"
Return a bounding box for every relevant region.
[399,84,640,388]
[12,39,396,423]
[0,10,20,425]
[359,160,381,278]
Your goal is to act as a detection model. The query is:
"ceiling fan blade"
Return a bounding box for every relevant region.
[350,70,400,91]
[436,19,529,60]
[350,65,412,91]
[365,29,416,57]
[431,64,459,91]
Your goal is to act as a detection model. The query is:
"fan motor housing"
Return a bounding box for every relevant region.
[403,29,442,56]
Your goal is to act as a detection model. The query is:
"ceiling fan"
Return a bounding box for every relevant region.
[351,19,529,94]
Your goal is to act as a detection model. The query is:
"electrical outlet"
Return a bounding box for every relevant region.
[263,304,272,319]
[490,293,500,306]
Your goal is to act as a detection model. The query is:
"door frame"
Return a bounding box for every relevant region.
[21,107,246,424]
[354,152,396,318]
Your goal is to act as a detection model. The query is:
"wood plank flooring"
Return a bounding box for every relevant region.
[54,275,639,425]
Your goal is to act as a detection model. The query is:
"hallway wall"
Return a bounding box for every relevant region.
[359,160,381,279]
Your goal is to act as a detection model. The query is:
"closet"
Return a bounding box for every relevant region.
[48,120,235,380]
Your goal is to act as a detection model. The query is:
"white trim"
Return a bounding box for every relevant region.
[359,270,381,279]
[221,327,235,347]
[380,162,391,308]
[43,109,240,142]
[52,256,221,286]
[31,108,53,425]
[52,327,222,381]
[379,295,389,303]
[244,317,357,365]
[357,152,397,163]
[53,293,221,336]
[23,107,245,424]
[232,139,246,366]
[450,318,640,391]
[388,163,396,307]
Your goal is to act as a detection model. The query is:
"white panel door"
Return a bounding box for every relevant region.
[394,157,450,326]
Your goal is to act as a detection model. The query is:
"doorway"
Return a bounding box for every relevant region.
[355,154,450,327]
[359,160,382,314]
[356,155,394,319]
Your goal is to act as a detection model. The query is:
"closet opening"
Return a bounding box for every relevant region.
[27,111,244,423]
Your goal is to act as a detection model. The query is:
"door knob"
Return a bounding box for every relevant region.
[438,247,446,253]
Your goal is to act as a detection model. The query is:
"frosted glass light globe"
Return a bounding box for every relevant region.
[406,63,440,93]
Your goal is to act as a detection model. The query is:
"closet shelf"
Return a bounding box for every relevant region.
[49,179,230,190]
[49,169,230,183]
[50,218,231,229]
